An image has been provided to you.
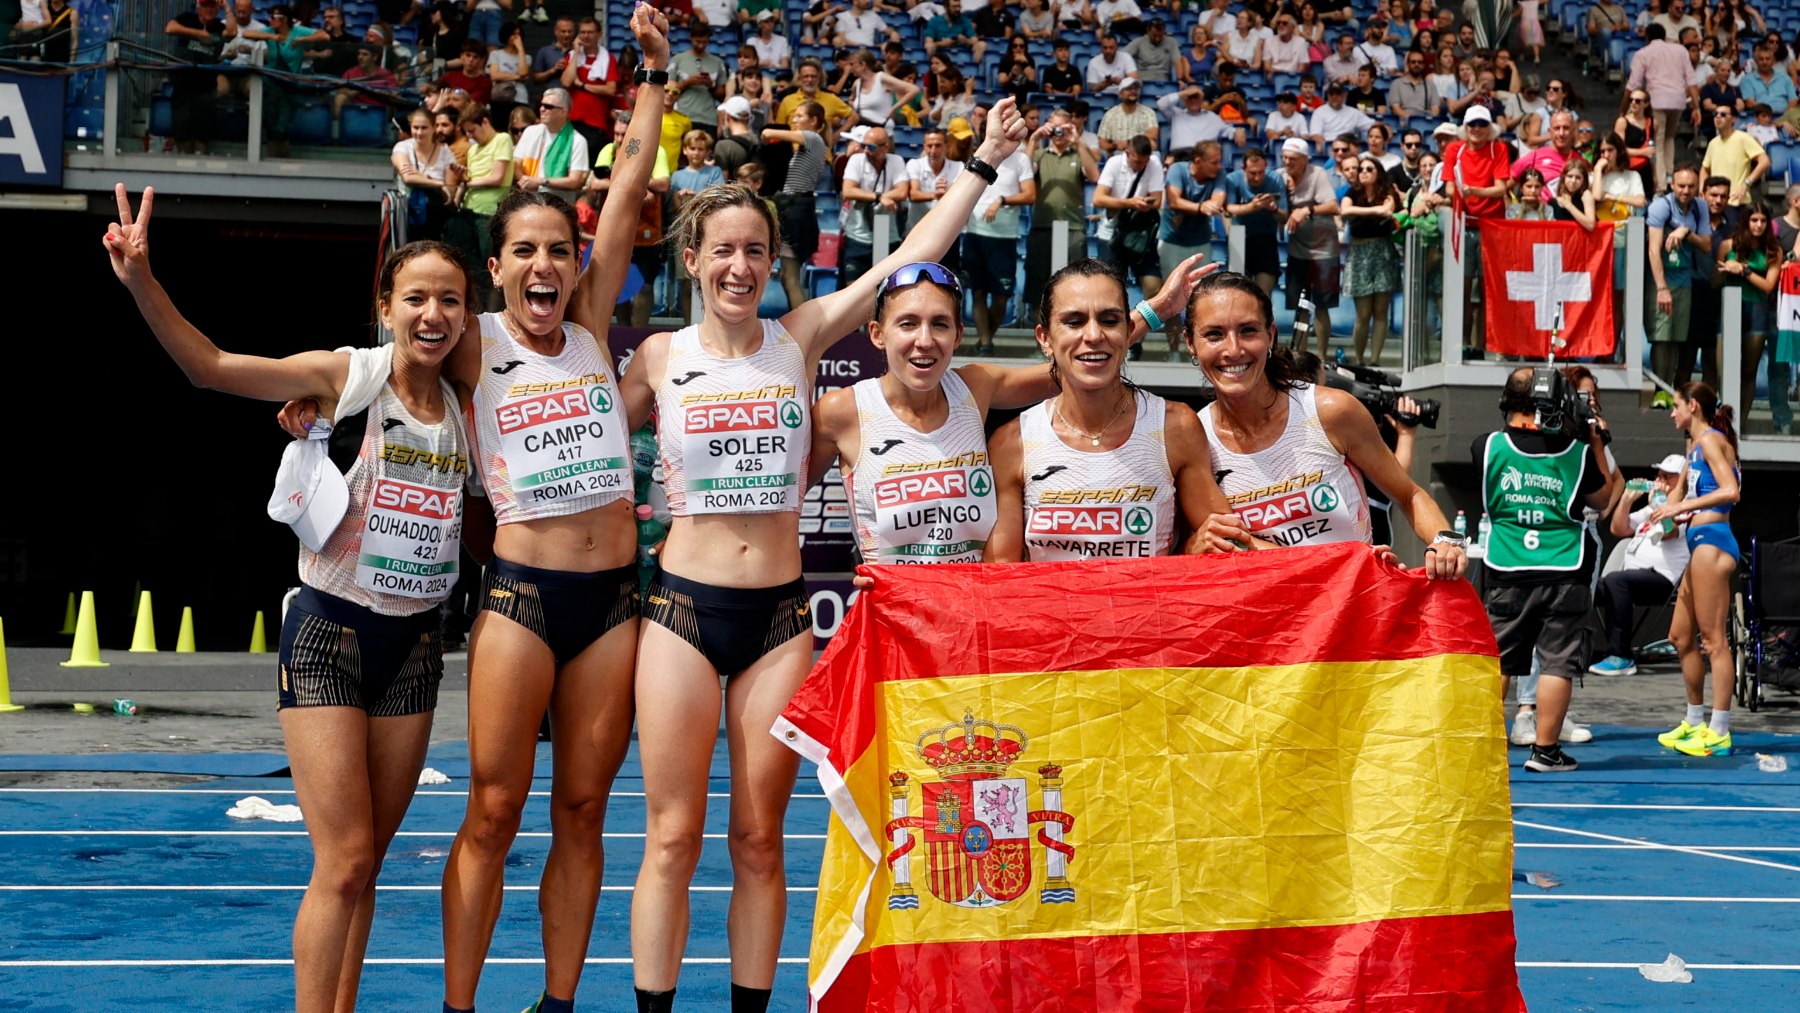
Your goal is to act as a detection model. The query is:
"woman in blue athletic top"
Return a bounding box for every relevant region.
[1652,381,1741,758]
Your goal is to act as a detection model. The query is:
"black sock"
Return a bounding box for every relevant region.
[634,987,676,1013]
[443,1004,474,1013]
[730,984,772,1013]
[536,994,574,1013]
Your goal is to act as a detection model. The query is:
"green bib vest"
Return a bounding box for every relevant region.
[1481,431,1588,572]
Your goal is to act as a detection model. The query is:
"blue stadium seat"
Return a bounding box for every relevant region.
[291,102,333,145]
[150,95,173,138]
[1770,142,1795,186]
[341,104,392,147]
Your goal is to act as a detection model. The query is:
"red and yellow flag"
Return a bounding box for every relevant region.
[776,543,1525,1012]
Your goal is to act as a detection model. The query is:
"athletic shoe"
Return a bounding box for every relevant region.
[1509,709,1537,746]
[1560,715,1593,744]
[1524,745,1579,772]
[1587,655,1638,676]
[533,6,549,21]
[1674,729,1733,757]
[1657,721,1701,748]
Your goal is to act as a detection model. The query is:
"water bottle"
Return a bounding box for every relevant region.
[112,699,138,716]
[1453,510,1468,537]
[635,504,670,593]
[630,424,658,503]
[1649,488,1675,539]
[1477,512,1492,550]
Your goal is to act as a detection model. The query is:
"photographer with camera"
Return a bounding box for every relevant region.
[1185,272,1465,578]
[1475,366,1621,773]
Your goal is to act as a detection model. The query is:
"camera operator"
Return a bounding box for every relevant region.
[1301,353,1432,547]
[1186,273,1466,577]
[1475,366,1621,774]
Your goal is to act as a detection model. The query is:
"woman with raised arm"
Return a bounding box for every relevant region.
[108,190,473,1013]
[617,99,1029,1013]
[815,249,1214,569]
[1183,271,1467,576]
[1655,383,1744,758]
[433,8,672,1013]
[985,258,1249,563]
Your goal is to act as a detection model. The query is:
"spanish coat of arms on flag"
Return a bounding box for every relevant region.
[775,543,1527,1012]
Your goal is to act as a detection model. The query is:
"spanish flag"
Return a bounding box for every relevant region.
[775,543,1525,1012]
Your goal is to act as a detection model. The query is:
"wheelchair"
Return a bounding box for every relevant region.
[1736,536,1800,712]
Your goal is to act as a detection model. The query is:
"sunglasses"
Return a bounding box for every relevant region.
[875,262,963,318]
[1402,141,1421,147]
[539,102,564,110]
[1547,85,1564,93]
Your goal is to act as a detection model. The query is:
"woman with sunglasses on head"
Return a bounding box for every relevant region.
[1616,89,1656,196]
[986,259,1250,563]
[1184,271,1468,576]
[818,250,1215,569]
[617,99,1030,1013]
[1654,382,1742,757]
[1340,155,1402,366]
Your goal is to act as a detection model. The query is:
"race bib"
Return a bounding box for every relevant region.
[680,392,807,512]
[356,478,461,599]
[494,377,631,504]
[871,457,996,563]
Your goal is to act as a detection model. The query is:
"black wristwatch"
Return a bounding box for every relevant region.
[634,66,669,86]
[964,154,999,185]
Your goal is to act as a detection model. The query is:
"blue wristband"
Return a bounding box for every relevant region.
[1134,299,1163,332]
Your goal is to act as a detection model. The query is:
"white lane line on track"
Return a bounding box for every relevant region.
[1513,818,1800,875]
[0,789,829,800]
[1517,962,1800,971]
[0,830,825,840]
[0,957,812,967]
[1512,802,1800,813]
[1516,843,1800,852]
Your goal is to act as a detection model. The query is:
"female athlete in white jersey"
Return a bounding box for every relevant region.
[615,100,1029,1013]
[1184,271,1467,578]
[109,192,472,1013]
[987,259,1249,562]
[432,8,671,1012]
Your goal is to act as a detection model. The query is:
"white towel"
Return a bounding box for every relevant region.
[417,767,451,785]
[227,796,304,822]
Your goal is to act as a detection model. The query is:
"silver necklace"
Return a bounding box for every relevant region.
[1053,393,1130,447]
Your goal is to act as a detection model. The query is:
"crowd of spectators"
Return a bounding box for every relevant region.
[135,0,1800,404]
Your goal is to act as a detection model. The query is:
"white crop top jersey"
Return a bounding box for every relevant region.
[299,379,470,615]
[657,319,812,516]
[472,312,632,525]
[1199,382,1371,547]
[845,372,996,563]
[1020,391,1177,561]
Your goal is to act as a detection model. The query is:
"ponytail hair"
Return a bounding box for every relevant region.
[1677,381,1739,450]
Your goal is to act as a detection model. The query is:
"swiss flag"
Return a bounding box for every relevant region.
[1480,220,1616,358]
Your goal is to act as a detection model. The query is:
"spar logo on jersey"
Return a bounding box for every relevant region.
[1122,506,1153,536]
[1029,506,1124,536]
[1241,493,1307,530]
[372,479,458,520]
[686,401,781,433]
[874,467,993,508]
[497,389,590,434]
[588,385,614,414]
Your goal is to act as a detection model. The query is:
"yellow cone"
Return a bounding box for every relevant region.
[129,591,157,653]
[0,618,24,713]
[248,611,268,654]
[175,607,196,653]
[60,591,109,668]
[59,593,76,635]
